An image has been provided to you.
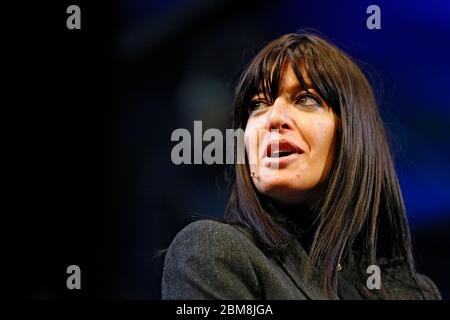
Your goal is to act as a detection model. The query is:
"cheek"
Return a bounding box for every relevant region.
[244,118,266,155]
[244,121,253,154]
[305,116,337,159]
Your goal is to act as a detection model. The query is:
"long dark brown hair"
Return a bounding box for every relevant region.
[224,32,423,299]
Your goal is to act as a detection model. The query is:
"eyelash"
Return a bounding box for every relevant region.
[250,93,322,112]
[250,100,268,111]
[295,94,322,107]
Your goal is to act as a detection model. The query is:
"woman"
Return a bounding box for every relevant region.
[161,32,441,299]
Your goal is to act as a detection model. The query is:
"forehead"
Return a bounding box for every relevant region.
[279,61,313,90]
[256,59,313,95]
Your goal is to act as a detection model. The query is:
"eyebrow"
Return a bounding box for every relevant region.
[286,83,315,92]
[252,84,317,99]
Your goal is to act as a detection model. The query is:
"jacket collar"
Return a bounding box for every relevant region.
[275,239,337,300]
[233,223,338,299]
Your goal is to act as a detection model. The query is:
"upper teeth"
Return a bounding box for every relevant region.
[270,151,293,158]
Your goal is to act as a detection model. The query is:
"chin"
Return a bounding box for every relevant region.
[256,182,306,204]
[255,173,324,204]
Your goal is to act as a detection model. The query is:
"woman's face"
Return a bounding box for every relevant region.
[244,61,339,205]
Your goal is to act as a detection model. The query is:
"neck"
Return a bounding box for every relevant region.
[273,201,318,253]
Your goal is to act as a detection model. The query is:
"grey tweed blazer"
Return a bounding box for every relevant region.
[161,220,441,300]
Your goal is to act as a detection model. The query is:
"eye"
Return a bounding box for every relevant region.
[296,94,322,107]
[250,100,270,112]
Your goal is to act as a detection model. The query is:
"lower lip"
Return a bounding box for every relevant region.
[262,153,303,168]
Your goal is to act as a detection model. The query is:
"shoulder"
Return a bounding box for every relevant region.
[416,273,442,300]
[166,220,255,257]
[172,219,246,240]
[162,220,262,299]
[380,258,442,300]
[172,220,248,245]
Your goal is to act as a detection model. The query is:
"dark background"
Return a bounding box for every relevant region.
[25,0,450,299]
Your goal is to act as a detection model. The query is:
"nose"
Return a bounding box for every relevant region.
[266,97,293,132]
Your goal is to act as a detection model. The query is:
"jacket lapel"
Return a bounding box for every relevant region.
[275,239,336,300]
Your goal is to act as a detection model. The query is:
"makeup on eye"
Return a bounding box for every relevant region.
[249,91,322,113]
[295,92,322,107]
[250,99,270,111]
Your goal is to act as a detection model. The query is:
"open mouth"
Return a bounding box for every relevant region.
[269,151,296,158]
[265,139,304,159]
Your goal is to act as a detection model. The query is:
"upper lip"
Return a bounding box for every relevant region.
[264,139,304,158]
